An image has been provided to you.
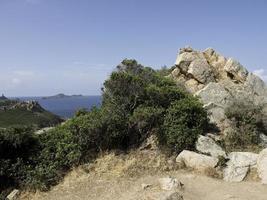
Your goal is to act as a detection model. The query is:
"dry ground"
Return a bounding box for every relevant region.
[21,151,267,200]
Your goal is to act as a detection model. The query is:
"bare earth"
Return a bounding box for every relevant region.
[21,152,267,200]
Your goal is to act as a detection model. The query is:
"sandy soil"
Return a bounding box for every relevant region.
[20,152,267,200]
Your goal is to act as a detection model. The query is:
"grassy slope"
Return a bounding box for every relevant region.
[0,108,63,128]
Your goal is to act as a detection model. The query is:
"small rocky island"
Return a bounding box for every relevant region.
[42,93,83,100]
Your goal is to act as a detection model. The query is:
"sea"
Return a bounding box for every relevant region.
[17,96,102,119]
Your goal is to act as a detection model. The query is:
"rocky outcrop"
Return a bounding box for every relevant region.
[0,94,8,101]
[257,148,267,184]
[171,47,267,129]
[196,135,226,158]
[176,150,218,171]
[223,152,258,182]
[11,101,45,112]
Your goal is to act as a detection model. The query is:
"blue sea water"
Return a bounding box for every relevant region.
[18,96,102,118]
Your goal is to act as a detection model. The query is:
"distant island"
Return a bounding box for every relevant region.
[42,93,83,100]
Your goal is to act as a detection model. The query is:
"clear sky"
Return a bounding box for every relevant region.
[0,0,267,96]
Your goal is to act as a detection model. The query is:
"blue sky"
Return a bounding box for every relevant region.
[0,0,267,96]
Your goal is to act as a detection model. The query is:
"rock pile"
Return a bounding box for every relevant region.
[175,134,267,184]
[170,47,267,130]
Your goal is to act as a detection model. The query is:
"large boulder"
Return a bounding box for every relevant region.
[224,58,248,82]
[187,59,215,84]
[175,51,205,73]
[176,150,218,171]
[196,135,226,158]
[257,148,267,184]
[195,82,233,126]
[195,82,233,107]
[203,48,227,73]
[223,152,258,182]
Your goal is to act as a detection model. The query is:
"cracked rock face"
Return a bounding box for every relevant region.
[171,47,267,129]
[223,152,258,182]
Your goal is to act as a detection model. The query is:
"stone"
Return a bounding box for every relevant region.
[179,46,193,54]
[195,82,233,107]
[176,150,218,171]
[175,51,206,73]
[171,68,181,77]
[223,152,258,182]
[184,79,200,93]
[141,183,152,190]
[158,177,183,191]
[203,103,226,125]
[244,73,267,105]
[203,48,227,78]
[224,58,248,82]
[6,189,20,200]
[196,135,226,158]
[257,148,267,184]
[187,59,215,84]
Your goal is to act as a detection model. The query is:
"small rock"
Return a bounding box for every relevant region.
[176,150,218,171]
[141,183,152,190]
[6,189,20,200]
[158,177,183,191]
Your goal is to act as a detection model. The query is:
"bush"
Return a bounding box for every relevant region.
[129,106,165,143]
[163,97,208,152]
[224,101,267,150]
[0,59,209,196]
[0,127,40,192]
[24,126,82,190]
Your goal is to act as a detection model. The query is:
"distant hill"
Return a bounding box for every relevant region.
[0,99,63,128]
[42,93,83,100]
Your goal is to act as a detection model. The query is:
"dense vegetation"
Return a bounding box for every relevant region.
[0,60,208,198]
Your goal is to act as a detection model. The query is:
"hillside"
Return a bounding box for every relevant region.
[0,99,63,128]
[2,49,267,200]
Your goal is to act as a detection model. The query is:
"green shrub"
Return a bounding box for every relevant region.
[24,126,82,191]
[0,127,40,192]
[129,106,165,143]
[224,101,266,150]
[163,97,208,152]
[0,59,210,195]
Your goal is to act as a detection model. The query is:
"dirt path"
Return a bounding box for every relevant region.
[21,169,267,200]
[20,151,267,200]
